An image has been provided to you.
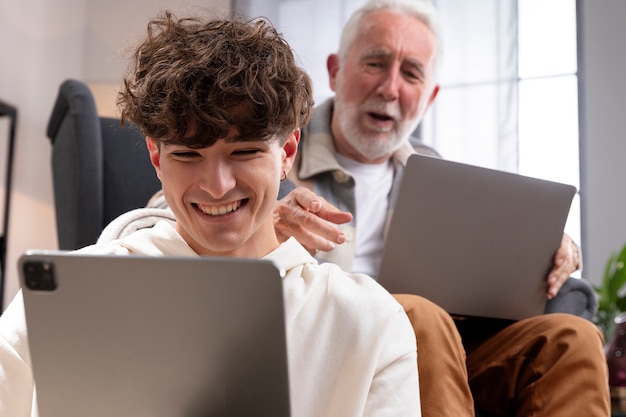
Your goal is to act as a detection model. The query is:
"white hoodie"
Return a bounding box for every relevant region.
[0,220,420,417]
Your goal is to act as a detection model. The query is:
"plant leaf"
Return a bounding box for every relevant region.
[593,242,626,331]
[617,294,626,312]
[608,254,626,302]
[601,252,618,309]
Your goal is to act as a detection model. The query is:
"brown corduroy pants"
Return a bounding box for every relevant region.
[394,294,610,417]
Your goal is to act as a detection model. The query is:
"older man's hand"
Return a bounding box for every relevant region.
[274,187,353,255]
[546,233,581,299]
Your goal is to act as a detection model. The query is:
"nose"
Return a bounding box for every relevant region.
[198,159,236,199]
[376,67,401,101]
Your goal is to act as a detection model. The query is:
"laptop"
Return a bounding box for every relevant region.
[378,153,576,321]
[19,251,291,417]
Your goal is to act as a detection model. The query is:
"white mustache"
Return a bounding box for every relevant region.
[360,100,402,122]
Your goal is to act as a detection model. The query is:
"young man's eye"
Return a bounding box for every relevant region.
[171,151,199,159]
[233,149,261,156]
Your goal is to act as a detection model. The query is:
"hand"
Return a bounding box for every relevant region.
[546,233,581,299]
[274,187,353,255]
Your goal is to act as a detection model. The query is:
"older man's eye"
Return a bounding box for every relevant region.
[364,60,384,70]
[403,70,422,83]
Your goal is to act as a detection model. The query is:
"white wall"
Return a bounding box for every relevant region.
[578,0,626,285]
[0,0,85,309]
[0,0,230,310]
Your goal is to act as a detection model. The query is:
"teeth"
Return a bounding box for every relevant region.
[199,200,242,216]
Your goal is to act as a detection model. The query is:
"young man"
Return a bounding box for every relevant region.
[0,12,421,417]
[273,0,610,416]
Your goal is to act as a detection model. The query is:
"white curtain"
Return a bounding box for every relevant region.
[232,0,366,104]
[422,0,519,172]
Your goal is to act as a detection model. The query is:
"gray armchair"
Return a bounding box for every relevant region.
[46,79,162,250]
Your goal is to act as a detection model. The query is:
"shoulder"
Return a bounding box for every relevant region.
[0,291,29,354]
[82,220,193,257]
[283,261,416,364]
[0,291,37,417]
[286,261,404,320]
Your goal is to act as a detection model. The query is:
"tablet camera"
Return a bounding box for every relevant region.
[23,260,57,291]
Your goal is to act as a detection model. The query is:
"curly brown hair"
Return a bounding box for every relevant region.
[118,11,313,147]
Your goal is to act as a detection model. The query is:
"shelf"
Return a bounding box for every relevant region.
[0,101,17,310]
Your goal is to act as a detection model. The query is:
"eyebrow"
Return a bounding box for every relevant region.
[360,49,393,61]
[361,49,426,77]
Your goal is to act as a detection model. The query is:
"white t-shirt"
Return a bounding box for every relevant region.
[336,153,394,277]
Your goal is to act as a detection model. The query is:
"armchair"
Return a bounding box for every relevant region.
[46,79,162,250]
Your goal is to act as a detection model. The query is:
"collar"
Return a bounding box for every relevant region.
[118,222,316,277]
[115,220,197,256]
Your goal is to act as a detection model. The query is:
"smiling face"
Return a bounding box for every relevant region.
[328,10,440,163]
[147,129,299,258]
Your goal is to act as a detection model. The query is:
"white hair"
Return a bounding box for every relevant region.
[337,0,441,65]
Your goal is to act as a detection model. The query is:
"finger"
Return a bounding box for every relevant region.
[281,206,346,244]
[553,233,579,274]
[547,277,565,300]
[291,187,325,213]
[275,217,341,252]
[546,266,569,299]
[553,246,566,266]
[316,207,353,226]
[292,188,353,225]
[563,233,582,271]
[553,235,570,266]
[274,199,348,250]
[276,227,337,253]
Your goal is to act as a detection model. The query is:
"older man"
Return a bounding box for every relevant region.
[273,0,610,416]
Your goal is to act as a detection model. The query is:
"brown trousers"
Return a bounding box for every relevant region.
[393,294,610,417]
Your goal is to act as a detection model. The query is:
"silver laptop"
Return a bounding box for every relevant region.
[378,153,576,321]
[19,251,291,417]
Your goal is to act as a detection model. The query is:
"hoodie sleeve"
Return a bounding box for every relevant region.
[0,292,37,417]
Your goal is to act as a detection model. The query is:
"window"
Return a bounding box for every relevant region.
[422,0,581,248]
[236,0,581,251]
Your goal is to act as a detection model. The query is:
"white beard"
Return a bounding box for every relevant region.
[334,94,420,161]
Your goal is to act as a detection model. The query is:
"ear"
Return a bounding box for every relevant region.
[281,129,300,175]
[146,137,162,180]
[426,84,440,109]
[327,54,340,92]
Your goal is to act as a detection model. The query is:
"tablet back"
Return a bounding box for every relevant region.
[19,251,290,417]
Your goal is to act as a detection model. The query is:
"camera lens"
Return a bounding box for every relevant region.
[23,260,57,291]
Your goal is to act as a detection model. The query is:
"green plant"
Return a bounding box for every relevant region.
[593,242,626,341]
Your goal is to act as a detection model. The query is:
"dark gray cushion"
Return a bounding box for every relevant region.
[46,79,162,250]
[544,276,597,320]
